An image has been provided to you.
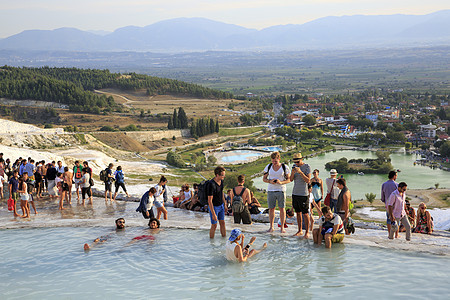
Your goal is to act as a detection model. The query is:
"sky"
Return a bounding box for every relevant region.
[0,0,449,38]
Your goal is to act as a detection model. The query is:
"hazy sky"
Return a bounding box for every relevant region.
[0,0,448,38]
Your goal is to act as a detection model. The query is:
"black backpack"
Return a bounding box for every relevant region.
[99,168,108,182]
[232,187,246,213]
[197,180,210,206]
[265,163,288,180]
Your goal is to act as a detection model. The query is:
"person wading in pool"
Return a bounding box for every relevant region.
[84,218,126,251]
[207,166,227,238]
[226,228,267,262]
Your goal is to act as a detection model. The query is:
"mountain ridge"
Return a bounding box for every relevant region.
[1,11,449,52]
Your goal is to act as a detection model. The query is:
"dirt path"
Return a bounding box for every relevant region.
[94,89,136,108]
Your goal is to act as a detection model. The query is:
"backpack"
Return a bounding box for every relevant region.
[232,187,246,214]
[115,171,124,184]
[73,166,82,179]
[266,163,288,180]
[99,168,108,182]
[197,180,210,206]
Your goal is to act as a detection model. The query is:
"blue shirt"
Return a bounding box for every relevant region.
[9,177,19,193]
[24,163,35,177]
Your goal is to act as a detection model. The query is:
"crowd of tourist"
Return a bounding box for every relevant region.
[1,149,436,260]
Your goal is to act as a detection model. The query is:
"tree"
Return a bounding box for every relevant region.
[172,109,178,128]
[439,141,450,157]
[405,142,412,150]
[365,193,376,205]
[167,116,174,129]
[302,114,316,126]
[177,107,188,129]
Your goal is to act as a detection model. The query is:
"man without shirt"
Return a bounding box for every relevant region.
[290,153,311,238]
[207,166,227,238]
[84,218,126,251]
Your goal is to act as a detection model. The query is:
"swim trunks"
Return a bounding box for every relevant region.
[132,235,155,241]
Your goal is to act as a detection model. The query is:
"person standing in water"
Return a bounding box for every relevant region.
[262,152,290,233]
[225,228,267,262]
[113,166,130,201]
[290,153,311,238]
[207,166,227,238]
[153,176,168,220]
[388,182,411,241]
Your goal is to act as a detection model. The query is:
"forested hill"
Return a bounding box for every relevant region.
[0,66,233,113]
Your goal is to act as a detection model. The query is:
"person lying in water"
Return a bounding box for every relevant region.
[125,218,160,246]
[226,228,267,262]
[84,218,125,251]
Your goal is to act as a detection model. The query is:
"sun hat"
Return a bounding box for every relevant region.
[330,169,338,175]
[229,228,242,241]
[293,153,302,160]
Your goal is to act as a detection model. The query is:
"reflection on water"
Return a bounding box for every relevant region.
[0,227,448,299]
[253,150,449,199]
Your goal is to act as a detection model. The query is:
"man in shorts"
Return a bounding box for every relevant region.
[262,152,290,233]
[290,153,311,238]
[8,170,20,217]
[207,166,227,238]
[104,163,114,202]
[313,206,345,248]
[73,161,83,201]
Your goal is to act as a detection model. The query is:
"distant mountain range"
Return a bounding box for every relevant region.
[1,10,449,52]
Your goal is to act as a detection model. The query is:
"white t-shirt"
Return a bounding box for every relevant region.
[81,173,90,188]
[225,241,239,262]
[264,163,288,192]
[0,175,6,184]
[153,184,164,203]
[326,178,340,199]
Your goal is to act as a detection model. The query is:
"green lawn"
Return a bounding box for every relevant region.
[219,126,264,136]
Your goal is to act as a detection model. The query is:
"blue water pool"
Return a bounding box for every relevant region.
[261,146,282,152]
[219,150,264,163]
[0,227,448,299]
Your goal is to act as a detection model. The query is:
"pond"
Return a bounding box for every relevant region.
[1,226,449,299]
[253,150,449,200]
[215,150,265,164]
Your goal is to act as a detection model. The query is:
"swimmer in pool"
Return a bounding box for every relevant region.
[125,218,160,246]
[84,218,125,251]
[225,228,267,263]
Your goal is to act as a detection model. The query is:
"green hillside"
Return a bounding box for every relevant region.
[0,66,233,114]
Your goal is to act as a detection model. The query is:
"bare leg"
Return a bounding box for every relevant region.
[210,223,217,238]
[158,207,168,220]
[268,208,275,232]
[219,220,226,237]
[294,212,303,236]
[303,213,310,239]
[246,243,267,259]
[313,228,320,244]
[30,200,38,214]
[324,233,333,248]
[68,185,72,204]
[279,208,286,233]
[113,192,118,201]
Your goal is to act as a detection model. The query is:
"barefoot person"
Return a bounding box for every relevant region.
[153,176,168,220]
[313,206,345,248]
[73,161,83,201]
[207,166,227,238]
[84,218,126,251]
[290,153,311,238]
[136,187,157,219]
[17,173,30,218]
[388,182,411,241]
[381,171,398,238]
[262,152,290,233]
[226,228,267,262]
[8,170,20,217]
[113,166,130,201]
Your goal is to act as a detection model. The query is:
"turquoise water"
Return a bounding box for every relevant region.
[253,150,450,200]
[220,150,264,163]
[261,146,282,152]
[0,227,448,299]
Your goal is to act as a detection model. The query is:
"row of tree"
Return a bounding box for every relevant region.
[167,108,188,129]
[190,117,219,138]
